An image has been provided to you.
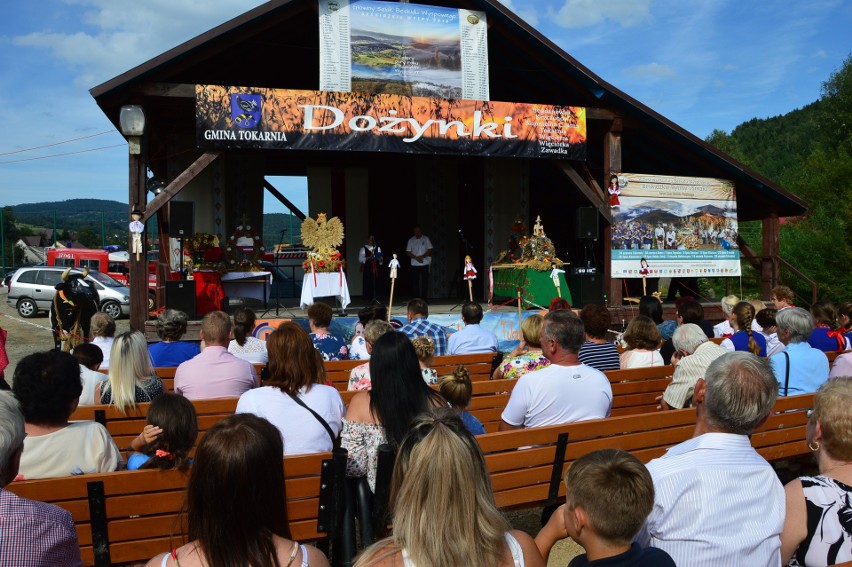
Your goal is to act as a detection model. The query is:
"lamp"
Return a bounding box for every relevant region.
[147,176,165,195]
[119,105,145,155]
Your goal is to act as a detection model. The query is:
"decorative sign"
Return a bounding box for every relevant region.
[319,0,489,100]
[196,85,587,160]
[610,173,741,278]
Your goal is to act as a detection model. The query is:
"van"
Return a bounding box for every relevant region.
[7,266,131,319]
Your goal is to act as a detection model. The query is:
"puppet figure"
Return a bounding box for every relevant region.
[639,258,650,295]
[608,174,621,207]
[550,262,566,298]
[129,207,145,261]
[388,253,400,279]
[463,256,477,280]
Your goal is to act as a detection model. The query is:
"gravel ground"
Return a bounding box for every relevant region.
[506,508,583,565]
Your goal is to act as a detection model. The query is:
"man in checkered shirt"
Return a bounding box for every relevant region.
[0,391,81,567]
[400,298,448,356]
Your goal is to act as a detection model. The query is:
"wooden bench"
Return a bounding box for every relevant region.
[6,450,347,567]
[476,392,814,511]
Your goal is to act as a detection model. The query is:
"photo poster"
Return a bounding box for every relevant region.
[319,0,489,101]
[609,173,742,278]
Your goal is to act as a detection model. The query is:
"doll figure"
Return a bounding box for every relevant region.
[129,207,145,261]
[639,258,650,277]
[608,174,621,207]
[388,253,400,279]
[463,255,477,280]
[550,263,566,297]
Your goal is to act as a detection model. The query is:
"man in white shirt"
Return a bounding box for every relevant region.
[406,225,433,300]
[636,351,784,565]
[448,302,499,355]
[500,310,611,430]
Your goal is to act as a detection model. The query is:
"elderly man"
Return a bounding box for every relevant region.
[0,391,82,566]
[174,311,258,400]
[770,307,829,396]
[400,298,448,356]
[500,310,611,430]
[448,302,499,355]
[637,352,784,565]
[659,323,728,410]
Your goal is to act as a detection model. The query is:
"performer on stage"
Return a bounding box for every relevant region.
[406,225,433,300]
[359,235,383,301]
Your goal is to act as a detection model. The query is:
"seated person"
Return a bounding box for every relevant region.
[712,294,739,338]
[620,316,664,369]
[126,393,197,471]
[440,366,485,435]
[347,320,395,391]
[448,302,499,355]
[400,298,448,356]
[660,324,728,410]
[659,298,711,364]
[720,301,767,357]
[781,377,852,566]
[148,309,199,367]
[772,285,796,310]
[307,302,349,361]
[578,304,620,371]
[227,307,268,364]
[771,307,830,396]
[13,350,122,479]
[640,296,677,342]
[808,301,851,352]
[411,336,438,385]
[72,342,107,406]
[493,314,550,380]
[349,305,376,361]
[756,307,785,357]
[829,351,852,378]
[535,449,675,566]
[0,392,82,566]
[89,311,115,369]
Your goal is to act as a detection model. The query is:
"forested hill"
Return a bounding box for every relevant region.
[706,53,852,302]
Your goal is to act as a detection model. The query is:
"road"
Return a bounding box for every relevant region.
[0,286,130,386]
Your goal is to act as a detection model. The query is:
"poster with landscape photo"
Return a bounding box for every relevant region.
[610,173,742,278]
[319,0,489,100]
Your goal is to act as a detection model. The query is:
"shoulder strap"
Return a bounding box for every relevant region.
[783,351,790,397]
[287,392,338,448]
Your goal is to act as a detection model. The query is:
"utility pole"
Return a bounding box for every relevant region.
[101,210,106,248]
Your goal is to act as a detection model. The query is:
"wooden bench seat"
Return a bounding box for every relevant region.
[6,450,346,567]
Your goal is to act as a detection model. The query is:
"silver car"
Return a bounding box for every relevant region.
[7,266,131,319]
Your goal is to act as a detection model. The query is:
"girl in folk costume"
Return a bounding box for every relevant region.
[463,255,477,280]
[720,301,767,357]
[608,174,621,207]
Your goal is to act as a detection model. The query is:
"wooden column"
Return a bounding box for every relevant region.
[603,118,623,306]
[761,214,780,299]
[129,151,148,331]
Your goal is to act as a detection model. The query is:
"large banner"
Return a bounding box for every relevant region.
[319,0,489,100]
[610,173,741,278]
[196,85,587,159]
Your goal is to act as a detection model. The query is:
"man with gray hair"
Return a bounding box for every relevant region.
[637,352,784,565]
[500,310,611,430]
[659,323,728,410]
[770,306,829,396]
[0,391,82,566]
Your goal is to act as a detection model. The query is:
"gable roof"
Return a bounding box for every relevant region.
[91,0,806,220]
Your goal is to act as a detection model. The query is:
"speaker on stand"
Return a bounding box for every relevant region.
[570,207,603,306]
[166,280,197,319]
[169,201,194,279]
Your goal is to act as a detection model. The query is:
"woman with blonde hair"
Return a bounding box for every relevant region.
[439,366,485,435]
[720,301,766,357]
[98,331,163,413]
[713,294,739,338]
[620,315,663,369]
[354,409,544,567]
[781,377,852,566]
[492,314,549,380]
[411,336,438,385]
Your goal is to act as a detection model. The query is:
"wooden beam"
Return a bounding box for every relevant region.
[553,161,612,225]
[761,214,780,299]
[578,163,609,208]
[128,152,147,331]
[142,151,222,222]
[263,180,307,220]
[586,108,617,120]
[133,83,196,98]
[604,119,623,306]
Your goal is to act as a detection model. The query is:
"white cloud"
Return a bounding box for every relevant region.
[548,0,651,28]
[628,62,676,78]
[815,49,827,58]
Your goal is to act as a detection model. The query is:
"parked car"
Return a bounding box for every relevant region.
[6,266,131,319]
[3,268,17,290]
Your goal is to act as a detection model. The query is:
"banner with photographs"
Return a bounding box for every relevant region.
[319,0,489,100]
[609,173,741,278]
[196,85,587,160]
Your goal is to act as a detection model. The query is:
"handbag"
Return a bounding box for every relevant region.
[287,392,340,449]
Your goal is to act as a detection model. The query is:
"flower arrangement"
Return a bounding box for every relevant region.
[494,216,564,271]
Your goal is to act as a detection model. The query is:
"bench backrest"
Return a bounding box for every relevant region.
[6,451,345,567]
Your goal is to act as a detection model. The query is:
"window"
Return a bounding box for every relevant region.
[108,262,129,274]
[15,270,37,284]
[53,258,75,267]
[38,271,63,287]
[79,259,101,271]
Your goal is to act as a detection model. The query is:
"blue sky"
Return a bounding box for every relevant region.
[0,0,849,213]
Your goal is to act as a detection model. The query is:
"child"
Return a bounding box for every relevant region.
[439,366,485,435]
[72,342,107,406]
[535,449,675,566]
[126,393,198,470]
[410,336,438,385]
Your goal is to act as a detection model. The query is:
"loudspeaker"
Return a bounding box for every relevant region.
[169,201,194,238]
[576,207,599,239]
[569,272,605,307]
[166,280,196,319]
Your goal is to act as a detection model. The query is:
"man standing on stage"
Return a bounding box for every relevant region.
[406,225,433,300]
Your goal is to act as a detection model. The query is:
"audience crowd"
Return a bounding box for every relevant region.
[2,292,851,567]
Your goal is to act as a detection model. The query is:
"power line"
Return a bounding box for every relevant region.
[0,144,125,165]
[0,130,116,157]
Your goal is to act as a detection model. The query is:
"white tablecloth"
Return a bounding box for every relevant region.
[221,271,272,304]
[300,272,351,310]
